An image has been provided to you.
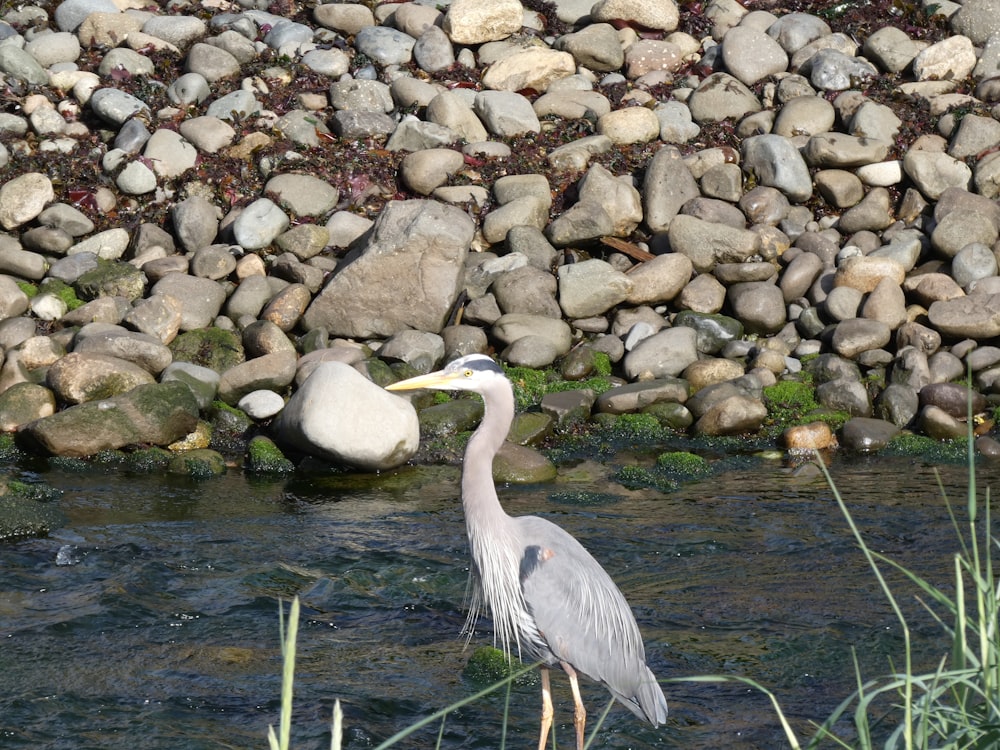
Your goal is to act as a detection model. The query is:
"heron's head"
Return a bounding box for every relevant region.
[386,354,505,394]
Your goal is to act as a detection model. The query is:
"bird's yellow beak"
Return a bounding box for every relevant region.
[385,370,461,392]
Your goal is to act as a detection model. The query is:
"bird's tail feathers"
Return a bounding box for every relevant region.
[613,666,668,727]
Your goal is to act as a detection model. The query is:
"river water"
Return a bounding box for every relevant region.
[0,450,993,749]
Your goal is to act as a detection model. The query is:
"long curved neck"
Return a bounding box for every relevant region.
[460,376,524,655]
[461,379,515,526]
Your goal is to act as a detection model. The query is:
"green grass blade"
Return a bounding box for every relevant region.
[371,661,538,749]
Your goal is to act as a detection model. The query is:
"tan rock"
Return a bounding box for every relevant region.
[444,0,523,44]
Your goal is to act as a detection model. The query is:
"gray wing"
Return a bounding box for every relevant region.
[515,515,668,725]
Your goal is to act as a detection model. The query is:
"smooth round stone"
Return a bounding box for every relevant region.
[855,160,902,186]
[952,243,999,288]
[721,26,788,85]
[772,95,835,137]
[355,25,416,65]
[783,421,837,450]
[88,87,150,125]
[741,134,812,202]
[116,160,156,194]
[167,72,211,105]
[238,389,286,419]
[839,417,901,452]
[232,198,290,250]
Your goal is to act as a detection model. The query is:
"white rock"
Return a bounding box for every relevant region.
[272,361,420,470]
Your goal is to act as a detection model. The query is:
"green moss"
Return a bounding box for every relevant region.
[125,447,172,473]
[592,351,612,377]
[504,366,550,410]
[16,281,37,297]
[0,479,64,540]
[604,412,667,440]
[548,490,622,506]
[7,480,61,503]
[656,451,712,480]
[170,328,245,372]
[167,448,228,479]
[39,278,83,310]
[883,433,968,462]
[247,436,295,474]
[762,379,841,434]
[0,433,25,461]
[462,646,530,685]
[502,365,612,411]
[612,465,680,493]
[764,380,819,422]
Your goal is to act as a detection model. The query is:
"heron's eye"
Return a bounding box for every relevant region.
[463,369,473,378]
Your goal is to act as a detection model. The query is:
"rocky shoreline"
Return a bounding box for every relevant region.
[0,0,997,484]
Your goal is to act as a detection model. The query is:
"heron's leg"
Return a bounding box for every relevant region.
[560,661,586,750]
[538,666,553,750]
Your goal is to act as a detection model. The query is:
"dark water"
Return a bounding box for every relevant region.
[0,451,993,750]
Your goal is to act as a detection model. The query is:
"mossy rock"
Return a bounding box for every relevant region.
[560,347,611,380]
[462,646,532,686]
[246,435,295,474]
[205,401,254,456]
[0,480,64,540]
[170,328,245,372]
[882,432,968,461]
[613,464,679,493]
[494,442,557,483]
[38,278,84,310]
[508,411,553,446]
[167,448,227,478]
[417,398,484,438]
[763,379,820,429]
[656,451,712,480]
[124,447,173,473]
[74,260,147,302]
[642,401,693,430]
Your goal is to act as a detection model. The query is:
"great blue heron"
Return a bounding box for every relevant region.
[387,353,668,750]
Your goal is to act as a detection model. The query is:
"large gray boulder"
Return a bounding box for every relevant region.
[271,361,419,470]
[302,200,474,338]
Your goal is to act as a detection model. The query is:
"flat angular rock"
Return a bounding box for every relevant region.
[668,214,760,273]
[558,259,632,318]
[443,0,522,44]
[623,326,698,380]
[303,200,473,338]
[928,294,1000,339]
[47,352,156,404]
[594,378,688,413]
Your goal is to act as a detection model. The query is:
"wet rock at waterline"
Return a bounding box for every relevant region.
[0,0,997,476]
[271,361,419,471]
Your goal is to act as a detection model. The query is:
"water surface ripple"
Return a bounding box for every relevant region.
[0,455,992,749]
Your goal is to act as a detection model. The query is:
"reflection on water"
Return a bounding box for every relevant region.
[0,454,995,749]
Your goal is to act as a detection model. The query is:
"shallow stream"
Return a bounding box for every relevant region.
[0,451,994,749]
